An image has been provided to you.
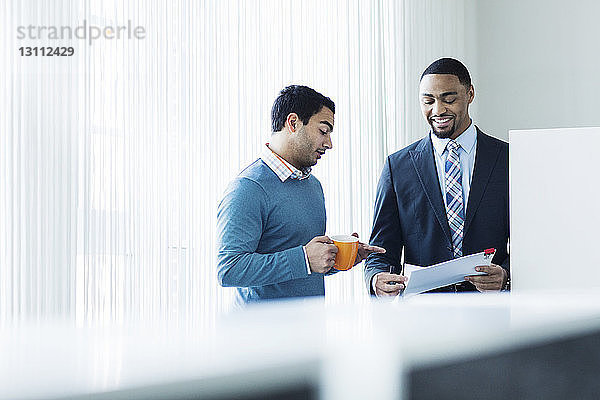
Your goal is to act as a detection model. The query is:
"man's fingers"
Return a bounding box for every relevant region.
[360,243,386,254]
[379,283,405,292]
[376,288,401,297]
[466,275,500,284]
[474,282,502,291]
[371,245,386,253]
[468,266,504,291]
[313,235,334,244]
[474,265,503,275]
[372,272,405,297]
[377,273,406,283]
[375,273,406,295]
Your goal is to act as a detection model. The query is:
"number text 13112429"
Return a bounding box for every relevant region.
[19,47,75,56]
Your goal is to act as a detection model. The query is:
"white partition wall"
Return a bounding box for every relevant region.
[510,127,600,292]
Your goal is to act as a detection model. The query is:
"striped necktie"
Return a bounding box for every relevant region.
[445,140,464,258]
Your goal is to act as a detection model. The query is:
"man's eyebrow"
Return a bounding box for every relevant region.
[420,91,458,97]
[320,121,333,130]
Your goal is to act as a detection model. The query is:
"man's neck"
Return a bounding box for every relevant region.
[450,118,472,140]
[268,135,300,170]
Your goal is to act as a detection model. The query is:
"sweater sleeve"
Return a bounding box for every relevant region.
[216,177,309,287]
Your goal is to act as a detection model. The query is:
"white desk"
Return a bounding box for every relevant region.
[3,292,600,399]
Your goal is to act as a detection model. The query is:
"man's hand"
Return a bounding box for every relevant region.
[350,232,386,266]
[305,236,338,274]
[372,272,407,297]
[465,263,508,292]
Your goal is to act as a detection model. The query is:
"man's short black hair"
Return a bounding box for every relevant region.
[420,58,472,88]
[271,85,335,132]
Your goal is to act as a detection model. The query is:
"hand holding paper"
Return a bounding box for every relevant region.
[401,250,496,298]
[465,263,508,292]
[373,272,407,297]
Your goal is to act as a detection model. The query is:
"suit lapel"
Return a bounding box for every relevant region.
[409,137,452,245]
[464,128,501,234]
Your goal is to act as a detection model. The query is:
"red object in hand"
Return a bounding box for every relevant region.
[484,248,496,255]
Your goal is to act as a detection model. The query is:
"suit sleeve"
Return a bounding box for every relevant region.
[216,178,309,288]
[364,157,405,295]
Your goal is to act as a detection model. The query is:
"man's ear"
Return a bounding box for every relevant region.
[468,85,475,104]
[286,113,300,133]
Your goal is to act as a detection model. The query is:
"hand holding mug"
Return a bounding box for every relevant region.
[305,236,338,274]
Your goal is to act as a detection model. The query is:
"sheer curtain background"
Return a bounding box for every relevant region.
[1,0,469,324]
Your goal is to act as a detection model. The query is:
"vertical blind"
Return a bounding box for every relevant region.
[1,0,469,324]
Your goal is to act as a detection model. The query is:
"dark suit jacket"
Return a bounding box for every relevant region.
[364,128,509,294]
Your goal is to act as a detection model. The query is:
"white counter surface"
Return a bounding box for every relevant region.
[3,292,600,399]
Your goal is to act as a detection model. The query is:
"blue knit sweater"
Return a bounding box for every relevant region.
[216,159,327,304]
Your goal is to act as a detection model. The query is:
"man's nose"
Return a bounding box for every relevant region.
[432,100,446,116]
[324,135,332,150]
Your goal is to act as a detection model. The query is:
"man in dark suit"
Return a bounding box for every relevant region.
[364,58,509,297]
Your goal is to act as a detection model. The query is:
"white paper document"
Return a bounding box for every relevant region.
[401,250,495,298]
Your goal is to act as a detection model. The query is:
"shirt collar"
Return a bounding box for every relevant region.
[261,144,312,182]
[430,121,477,156]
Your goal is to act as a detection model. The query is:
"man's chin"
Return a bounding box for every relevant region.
[306,158,318,167]
[432,127,455,139]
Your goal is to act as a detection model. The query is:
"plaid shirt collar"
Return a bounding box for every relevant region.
[261,144,312,182]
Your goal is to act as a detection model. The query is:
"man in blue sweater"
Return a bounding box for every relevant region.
[217,85,385,304]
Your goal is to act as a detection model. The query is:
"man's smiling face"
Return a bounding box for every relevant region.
[419,74,474,139]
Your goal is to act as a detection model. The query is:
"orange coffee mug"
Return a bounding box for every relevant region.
[331,234,359,271]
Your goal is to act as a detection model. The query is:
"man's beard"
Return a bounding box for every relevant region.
[431,122,455,139]
[293,127,317,168]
